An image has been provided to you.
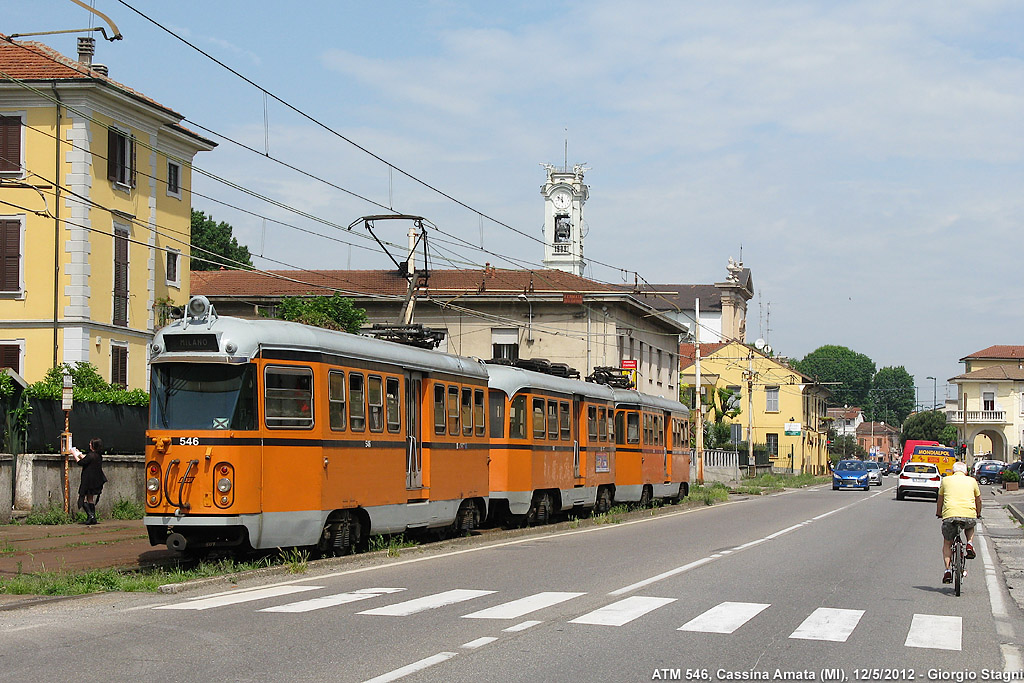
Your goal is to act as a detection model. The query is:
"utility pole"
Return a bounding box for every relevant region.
[746,349,755,478]
[694,299,704,483]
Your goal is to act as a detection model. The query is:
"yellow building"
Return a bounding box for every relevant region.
[681,341,831,474]
[0,36,214,388]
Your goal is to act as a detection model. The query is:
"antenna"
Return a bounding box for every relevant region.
[754,338,766,351]
[564,128,568,171]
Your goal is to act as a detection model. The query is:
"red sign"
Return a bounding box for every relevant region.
[620,359,637,370]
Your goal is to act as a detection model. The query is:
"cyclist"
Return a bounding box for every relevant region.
[936,461,982,584]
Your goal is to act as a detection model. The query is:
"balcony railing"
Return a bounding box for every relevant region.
[945,410,1006,424]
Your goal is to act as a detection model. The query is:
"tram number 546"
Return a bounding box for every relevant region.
[179,437,200,446]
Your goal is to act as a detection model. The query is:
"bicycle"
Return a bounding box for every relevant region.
[950,532,966,596]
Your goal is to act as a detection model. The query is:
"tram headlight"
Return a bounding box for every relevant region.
[217,477,232,493]
[147,477,160,492]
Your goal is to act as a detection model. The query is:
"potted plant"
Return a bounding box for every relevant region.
[1002,469,1020,491]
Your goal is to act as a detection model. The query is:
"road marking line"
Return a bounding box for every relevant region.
[789,608,864,642]
[460,637,498,649]
[503,620,543,632]
[358,589,495,616]
[154,585,322,610]
[609,557,715,596]
[462,591,585,619]
[904,614,961,650]
[260,590,391,613]
[362,652,457,683]
[678,601,770,634]
[569,596,676,626]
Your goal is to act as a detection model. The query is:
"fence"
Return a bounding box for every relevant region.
[693,448,741,484]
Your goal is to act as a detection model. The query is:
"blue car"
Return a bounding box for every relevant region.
[832,460,871,491]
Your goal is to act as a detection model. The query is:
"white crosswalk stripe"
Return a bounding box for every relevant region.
[569,596,677,626]
[154,585,323,611]
[462,591,585,620]
[678,601,770,634]
[260,587,406,613]
[789,608,865,642]
[357,589,495,616]
[905,614,962,650]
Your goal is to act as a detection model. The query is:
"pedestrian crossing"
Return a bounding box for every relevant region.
[154,585,968,650]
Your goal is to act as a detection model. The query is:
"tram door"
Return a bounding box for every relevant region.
[405,373,423,490]
[573,397,583,480]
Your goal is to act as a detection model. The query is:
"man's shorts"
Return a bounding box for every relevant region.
[942,516,977,541]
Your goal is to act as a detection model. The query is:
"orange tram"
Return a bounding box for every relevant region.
[144,297,690,555]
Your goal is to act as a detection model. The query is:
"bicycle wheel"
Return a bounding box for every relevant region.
[953,540,964,596]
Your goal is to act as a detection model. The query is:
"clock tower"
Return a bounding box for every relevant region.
[541,163,589,276]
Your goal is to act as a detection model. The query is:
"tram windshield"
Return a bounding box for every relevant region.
[150,363,257,430]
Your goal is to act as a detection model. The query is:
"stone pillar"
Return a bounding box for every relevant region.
[14,452,34,511]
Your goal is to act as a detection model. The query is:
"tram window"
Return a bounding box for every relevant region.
[643,414,650,444]
[587,406,598,440]
[265,366,313,429]
[434,384,446,435]
[547,401,559,440]
[489,391,505,439]
[627,412,640,444]
[509,395,526,439]
[150,363,256,431]
[532,398,545,439]
[614,411,625,445]
[328,370,346,431]
[559,401,571,440]
[598,407,608,442]
[474,388,486,437]
[447,385,460,436]
[607,411,615,442]
[368,376,384,432]
[386,377,401,433]
[349,373,366,432]
[461,387,473,436]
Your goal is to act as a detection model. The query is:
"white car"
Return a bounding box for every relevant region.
[863,461,883,486]
[896,463,942,500]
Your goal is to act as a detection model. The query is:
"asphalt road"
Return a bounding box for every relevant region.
[2,484,1021,682]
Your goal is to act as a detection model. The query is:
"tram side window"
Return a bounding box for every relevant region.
[328,370,346,431]
[532,398,545,439]
[559,401,571,441]
[434,384,446,435]
[643,414,651,445]
[509,395,527,439]
[461,387,473,436]
[386,377,401,433]
[614,411,625,445]
[547,400,559,440]
[368,376,384,432]
[598,407,608,442]
[474,388,486,437]
[349,373,366,432]
[265,366,313,429]
[627,412,640,444]
[447,385,460,436]
[489,391,505,439]
[587,405,598,440]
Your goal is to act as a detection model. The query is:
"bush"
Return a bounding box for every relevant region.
[1002,470,1020,483]
[110,498,144,520]
[25,362,148,406]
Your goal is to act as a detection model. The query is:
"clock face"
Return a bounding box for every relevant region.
[552,191,571,210]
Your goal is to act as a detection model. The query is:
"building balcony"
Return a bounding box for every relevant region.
[945,410,1006,424]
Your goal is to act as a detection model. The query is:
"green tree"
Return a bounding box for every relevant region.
[899,410,948,447]
[190,210,253,271]
[794,345,876,408]
[829,434,867,461]
[867,366,915,424]
[274,294,367,334]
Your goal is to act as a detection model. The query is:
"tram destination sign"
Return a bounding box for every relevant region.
[165,333,219,353]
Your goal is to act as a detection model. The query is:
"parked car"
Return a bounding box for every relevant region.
[896,463,942,500]
[833,460,871,491]
[885,462,902,475]
[973,459,1006,476]
[976,463,1007,485]
[863,461,883,486]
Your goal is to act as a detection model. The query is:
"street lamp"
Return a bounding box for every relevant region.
[926,376,936,412]
[517,294,533,342]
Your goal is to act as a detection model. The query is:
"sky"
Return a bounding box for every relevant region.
[7,0,1024,409]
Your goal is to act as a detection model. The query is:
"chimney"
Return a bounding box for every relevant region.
[77,36,95,66]
[92,64,108,77]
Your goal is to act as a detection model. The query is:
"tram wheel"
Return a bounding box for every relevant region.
[453,500,481,536]
[639,485,653,508]
[318,510,362,557]
[595,487,613,515]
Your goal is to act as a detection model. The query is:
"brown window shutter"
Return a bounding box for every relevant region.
[0,116,20,173]
[107,128,118,181]
[129,136,137,187]
[166,251,177,282]
[113,230,129,326]
[0,220,20,291]
[0,344,19,372]
[111,346,127,387]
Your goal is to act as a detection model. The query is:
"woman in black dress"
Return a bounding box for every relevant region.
[72,437,107,525]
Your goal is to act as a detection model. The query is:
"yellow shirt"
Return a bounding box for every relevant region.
[938,472,980,519]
